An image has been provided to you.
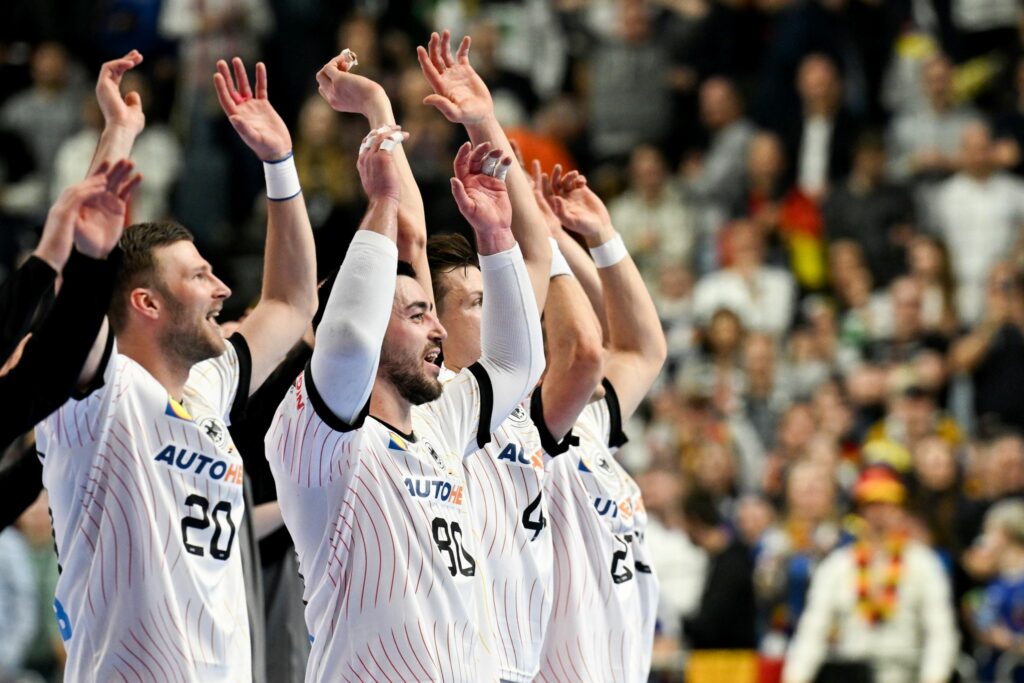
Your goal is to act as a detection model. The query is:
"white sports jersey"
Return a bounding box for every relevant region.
[267,363,502,683]
[538,382,659,683]
[36,337,251,683]
[465,388,566,683]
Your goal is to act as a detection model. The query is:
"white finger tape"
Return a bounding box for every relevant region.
[380,139,397,152]
[494,160,510,183]
[481,154,500,177]
[341,49,359,69]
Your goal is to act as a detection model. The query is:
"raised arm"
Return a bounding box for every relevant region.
[310,130,404,423]
[88,51,145,174]
[417,31,551,308]
[545,169,667,421]
[213,58,318,396]
[452,142,545,437]
[316,50,431,299]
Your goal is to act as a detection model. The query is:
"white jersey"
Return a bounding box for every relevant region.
[267,363,502,683]
[538,381,659,683]
[36,337,251,683]
[465,388,566,682]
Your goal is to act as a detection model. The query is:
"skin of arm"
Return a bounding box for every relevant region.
[417,30,551,308]
[315,52,432,299]
[543,168,667,421]
[213,58,319,396]
[87,51,145,175]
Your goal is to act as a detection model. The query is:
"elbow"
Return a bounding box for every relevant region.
[568,334,605,389]
[646,327,669,373]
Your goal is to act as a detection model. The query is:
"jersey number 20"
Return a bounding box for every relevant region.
[181,494,237,560]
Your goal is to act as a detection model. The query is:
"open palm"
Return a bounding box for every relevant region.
[450,142,511,234]
[74,160,141,258]
[214,58,291,161]
[543,166,612,240]
[417,31,493,125]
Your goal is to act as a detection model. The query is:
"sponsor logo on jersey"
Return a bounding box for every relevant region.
[402,477,465,506]
[423,439,447,471]
[496,443,543,471]
[593,496,635,521]
[294,373,305,411]
[153,444,244,485]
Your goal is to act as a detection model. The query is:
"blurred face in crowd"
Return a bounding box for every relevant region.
[747,133,785,186]
[890,277,924,341]
[736,495,775,545]
[743,333,776,390]
[629,145,669,196]
[700,77,742,131]
[31,42,68,90]
[399,66,434,119]
[379,275,447,405]
[838,267,872,309]
[814,380,853,439]
[986,435,1024,497]
[657,263,693,301]
[893,392,937,443]
[620,0,652,43]
[433,266,481,373]
[914,436,957,492]
[828,239,866,293]
[852,140,886,184]
[861,501,905,535]
[707,308,744,357]
[797,54,841,114]
[695,442,737,495]
[908,236,945,282]
[636,469,685,524]
[778,403,816,456]
[728,221,765,270]
[923,55,953,108]
[299,96,340,144]
[787,460,834,522]
[961,122,994,179]
[338,16,377,65]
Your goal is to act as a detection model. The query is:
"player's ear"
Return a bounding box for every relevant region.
[129,287,161,321]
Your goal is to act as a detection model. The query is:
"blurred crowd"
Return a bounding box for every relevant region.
[5,0,1024,681]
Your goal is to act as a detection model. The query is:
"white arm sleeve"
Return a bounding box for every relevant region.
[476,243,546,434]
[310,231,397,424]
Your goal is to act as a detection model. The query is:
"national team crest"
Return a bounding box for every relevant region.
[509,406,530,427]
[198,416,230,450]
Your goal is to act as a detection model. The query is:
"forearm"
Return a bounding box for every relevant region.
[540,274,604,440]
[465,115,551,306]
[87,125,137,175]
[260,195,318,318]
[253,501,285,540]
[553,227,607,338]
[310,229,397,423]
[949,323,999,373]
[478,243,546,431]
[0,256,56,361]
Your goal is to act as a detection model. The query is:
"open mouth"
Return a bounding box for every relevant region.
[206,309,222,327]
[424,347,440,371]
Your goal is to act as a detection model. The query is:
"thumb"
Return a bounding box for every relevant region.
[450,177,473,216]
[423,94,460,123]
[125,91,142,108]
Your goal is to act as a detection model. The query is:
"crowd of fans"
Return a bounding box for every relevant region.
[4,0,1024,681]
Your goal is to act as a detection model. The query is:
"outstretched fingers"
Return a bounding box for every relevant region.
[467,142,494,175]
[213,62,238,116]
[428,32,447,75]
[441,30,455,68]
[232,57,252,100]
[117,173,142,200]
[255,62,268,99]
[456,36,471,64]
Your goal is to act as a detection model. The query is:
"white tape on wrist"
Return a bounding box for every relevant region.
[549,238,573,279]
[588,233,627,268]
[264,152,301,201]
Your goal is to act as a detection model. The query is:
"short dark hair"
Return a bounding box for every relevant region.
[109,221,194,331]
[426,233,478,313]
[397,260,417,280]
[682,488,723,529]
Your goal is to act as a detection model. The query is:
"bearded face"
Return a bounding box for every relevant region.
[378,275,446,406]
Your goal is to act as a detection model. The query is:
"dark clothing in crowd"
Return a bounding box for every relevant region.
[683,536,757,650]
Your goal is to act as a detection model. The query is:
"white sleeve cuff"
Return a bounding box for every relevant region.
[350,229,399,257]
[478,242,523,271]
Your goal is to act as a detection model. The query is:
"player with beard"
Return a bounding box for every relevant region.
[535,167,667,683]
[267,117,545,679]
[34,52,317,682]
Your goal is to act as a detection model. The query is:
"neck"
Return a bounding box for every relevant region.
[370,378,414,435]
[1000,545,1024,574]
[116,333,192,400]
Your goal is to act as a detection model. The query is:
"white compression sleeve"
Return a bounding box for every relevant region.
[310,231,397,424]
[477,243,546,433]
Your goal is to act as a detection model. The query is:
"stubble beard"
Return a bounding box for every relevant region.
[380,344,443,406]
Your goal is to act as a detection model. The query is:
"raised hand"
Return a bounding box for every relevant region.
[356,126,407,203]
[528,159,563,237]
[450,142,513,245]
[416,31,493,125]
[95,50,145,135]
[213,58,291,161]
[73,160,142,259]
[541,165,613,243]
[316,49,387,117]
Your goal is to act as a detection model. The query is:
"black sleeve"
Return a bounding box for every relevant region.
[0,249,115,448]
[304,360,370,433]
[227,333,253,425]
[601,378,629,449]
[466,362,495,449]
[0,255,56,361]
[0,444,43,532]
[529,389,579,456]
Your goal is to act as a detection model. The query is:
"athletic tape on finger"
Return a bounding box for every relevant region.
[481,155,500,177]
[494,160,511,183]
[341,49,359,69]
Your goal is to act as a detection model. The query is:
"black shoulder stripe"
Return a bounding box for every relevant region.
[529,389,579,456]
[71,329,115,400]
[227,333,253,424]
[601,378,629,449]
[303,360,369,433]
[466,362,494,449]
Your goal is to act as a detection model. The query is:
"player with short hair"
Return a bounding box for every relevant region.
[535,166,667,683]
[266,95,545,680]
[35,52,317,682]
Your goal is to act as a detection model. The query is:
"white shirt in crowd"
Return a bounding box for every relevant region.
[693,267,796,335]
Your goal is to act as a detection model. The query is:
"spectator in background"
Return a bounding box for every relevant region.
[961,433,1024,561]
[907,435,963,563]
[16,491,63,680]
[465,18,538,125]
[51,72,182,223]
[609,144,696,280]
[930,121,1024,325]
[780,53,859,201]
[823,131,915,290]
[684,76,755,223]
[682,488,758,651]
[0,523,36,677]
[950,262,1024,436]
[971,499,1024,683]
[741,332,791,451]
[993,57,1024,177]
[693,220,796,335]
[507,96,581,176]
[906,235,958,337]
[0,42,83,213]
[653,261,697,380]
[887,54,979,182]
[783,465,958,683]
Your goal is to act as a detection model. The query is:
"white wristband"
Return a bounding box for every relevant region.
[264,152,301,201]
[549,238,573,279]
[588,233,627,268]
